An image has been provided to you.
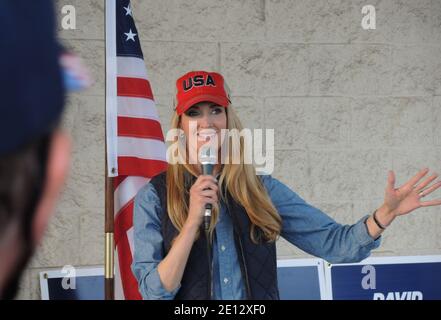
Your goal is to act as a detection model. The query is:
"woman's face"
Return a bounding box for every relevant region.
[180,101,227,163]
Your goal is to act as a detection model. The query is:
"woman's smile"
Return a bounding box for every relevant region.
[197,129,218,142]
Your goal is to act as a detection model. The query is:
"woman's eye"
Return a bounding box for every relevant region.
[186,110,200,117]
[212,107,223,114]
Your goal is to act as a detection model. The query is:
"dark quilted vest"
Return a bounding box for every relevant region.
[149,172,279,300]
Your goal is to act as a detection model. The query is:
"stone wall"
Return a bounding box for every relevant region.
[16,0,441,299]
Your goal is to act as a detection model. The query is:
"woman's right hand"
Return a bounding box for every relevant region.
[186,175,219,227]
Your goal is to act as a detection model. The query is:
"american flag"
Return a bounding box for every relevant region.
[106,0,167,300]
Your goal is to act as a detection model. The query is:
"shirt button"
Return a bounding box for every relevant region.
[221,245,226,251]
[223,278,229,284]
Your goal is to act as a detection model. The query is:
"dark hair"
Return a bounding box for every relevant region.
[0,134,51,244]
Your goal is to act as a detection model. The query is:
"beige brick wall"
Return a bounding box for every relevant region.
[16,0,441,299]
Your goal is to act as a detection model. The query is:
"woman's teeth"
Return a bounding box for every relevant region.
[197,132,217,141]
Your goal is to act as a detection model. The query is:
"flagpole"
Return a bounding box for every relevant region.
[105,162,115,300]
[104,0,116,300]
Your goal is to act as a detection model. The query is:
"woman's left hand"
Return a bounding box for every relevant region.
[383,168,441,218]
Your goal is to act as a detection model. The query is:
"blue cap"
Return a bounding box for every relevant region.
[0,0,65,155]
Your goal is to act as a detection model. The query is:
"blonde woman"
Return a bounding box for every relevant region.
[132,70,441,300]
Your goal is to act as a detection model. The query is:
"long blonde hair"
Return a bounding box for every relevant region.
[166,105,282,243]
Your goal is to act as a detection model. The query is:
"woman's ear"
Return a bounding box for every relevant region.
[32,130,71,244]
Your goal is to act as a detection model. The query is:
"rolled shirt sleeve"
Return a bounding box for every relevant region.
[261,175,381,264]
[131,182,181,299]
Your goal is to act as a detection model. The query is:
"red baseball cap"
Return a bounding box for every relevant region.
[174,71,231,115]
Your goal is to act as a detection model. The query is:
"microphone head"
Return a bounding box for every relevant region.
[199,144,217,165]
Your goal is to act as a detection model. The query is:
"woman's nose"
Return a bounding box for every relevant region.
[198,114,213,129]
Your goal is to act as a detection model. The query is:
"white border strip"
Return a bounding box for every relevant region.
[117,97,160,120]
[117,136,167,161]
[105,0,118,177]
[117,57,149,80]
[114,176,149,214]
[277,258,327,300]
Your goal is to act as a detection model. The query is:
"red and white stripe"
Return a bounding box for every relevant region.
[112,55,167,300]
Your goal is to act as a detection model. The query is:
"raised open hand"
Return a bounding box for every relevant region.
[384,168,441,217]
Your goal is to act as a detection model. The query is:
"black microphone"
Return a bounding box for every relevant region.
[199,145,217,231]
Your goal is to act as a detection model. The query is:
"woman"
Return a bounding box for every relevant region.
[132,70,441,300]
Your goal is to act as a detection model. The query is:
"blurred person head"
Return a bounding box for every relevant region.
[0,1,71,299]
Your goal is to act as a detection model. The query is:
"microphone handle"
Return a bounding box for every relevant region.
[202,163,214,176]
[202,163,214,231]
[204,207,211,231]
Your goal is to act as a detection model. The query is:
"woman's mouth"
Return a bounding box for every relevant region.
[197,129,218,142]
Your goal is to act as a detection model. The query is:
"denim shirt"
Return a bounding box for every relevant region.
[132,175,381,300]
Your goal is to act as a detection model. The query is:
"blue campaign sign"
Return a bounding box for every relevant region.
[277,259,326,300]
[40,266,104,300]
[40,261,328,300]
[326,256,441,300]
